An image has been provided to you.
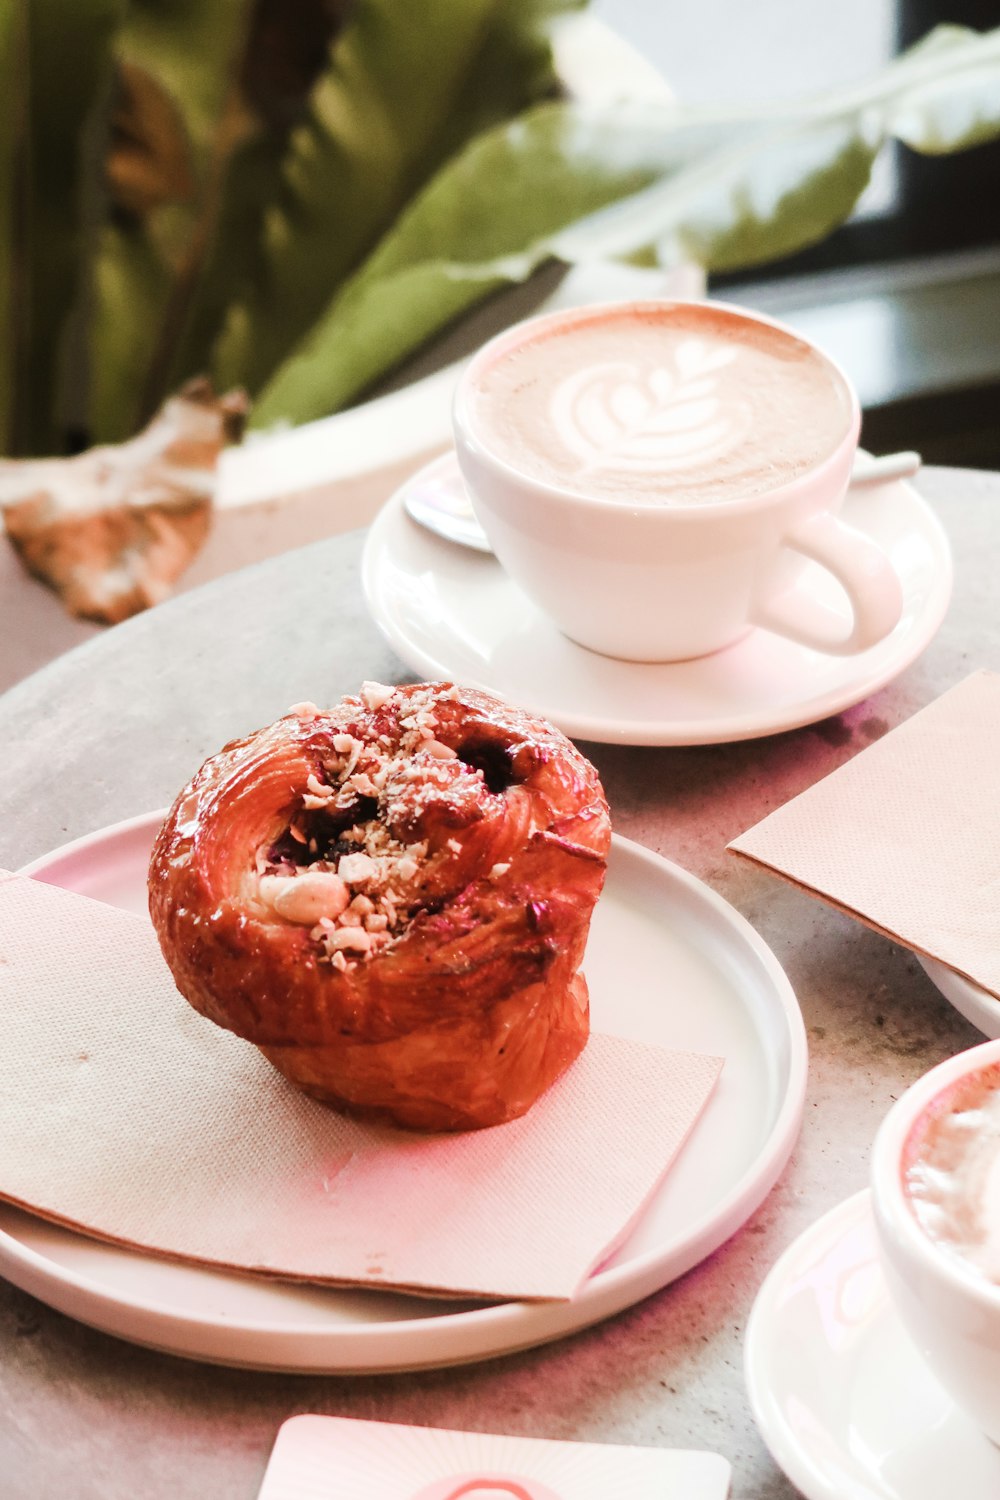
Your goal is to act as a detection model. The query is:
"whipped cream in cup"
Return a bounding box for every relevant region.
[453,299,904,663]
[872,1038,1000,1445]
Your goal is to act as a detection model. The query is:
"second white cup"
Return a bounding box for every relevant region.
[872,1039,1000,1445]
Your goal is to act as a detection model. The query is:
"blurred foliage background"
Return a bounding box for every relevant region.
[3,0,999,459]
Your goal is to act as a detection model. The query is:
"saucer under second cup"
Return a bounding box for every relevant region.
[745,1189,1000,1500]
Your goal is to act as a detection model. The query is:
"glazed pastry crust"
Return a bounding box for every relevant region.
[148,683,611,1130]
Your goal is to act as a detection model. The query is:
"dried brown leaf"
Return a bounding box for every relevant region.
[1,378,248,624]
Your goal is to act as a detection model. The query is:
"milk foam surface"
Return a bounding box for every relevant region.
[905,1064,1000,1285]
[471,304,851,505]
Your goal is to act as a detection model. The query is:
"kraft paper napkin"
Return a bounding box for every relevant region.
[0,870,722,1302]
[729,671,1000,998]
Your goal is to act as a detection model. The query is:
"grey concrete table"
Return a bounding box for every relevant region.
[0,466,997,1499]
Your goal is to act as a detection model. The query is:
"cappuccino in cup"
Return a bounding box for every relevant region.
[872,1039,1000,1446]
[903,1061,1000,1284]
[453,299,904,663]
[468,302,852,508]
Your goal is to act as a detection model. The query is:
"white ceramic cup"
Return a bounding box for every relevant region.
[452,299,905,663]
[871,1038,1000,1444]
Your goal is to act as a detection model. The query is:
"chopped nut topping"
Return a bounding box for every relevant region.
[327,927,372,954]
[489,862,511,878]
[348,772,379,797]
[260,871,350,925]
[361,681,396,710]
[259,684,509,969]
[337,851,377,885]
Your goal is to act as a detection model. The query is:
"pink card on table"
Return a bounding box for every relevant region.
[257,1415,732,1499]
[729,671,1000,997]
[0,870,722,1302]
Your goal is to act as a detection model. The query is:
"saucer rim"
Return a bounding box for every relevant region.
[363,453,954,747]
[918,954,1000,1038]
[745,1189,874,1500]
[743,1187,1000,1500]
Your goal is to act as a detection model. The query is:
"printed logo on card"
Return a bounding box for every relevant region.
[412,1477,562,1500]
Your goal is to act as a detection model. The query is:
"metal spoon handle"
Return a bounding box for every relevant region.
[404,449,923,553]
[849,450,922,488]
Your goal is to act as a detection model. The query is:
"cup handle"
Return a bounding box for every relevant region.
[751,511,904,655]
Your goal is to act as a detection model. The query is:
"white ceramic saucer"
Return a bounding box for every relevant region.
[745,1189,1000,1500]
[918,956,1000,1039]
[362,453,953,746]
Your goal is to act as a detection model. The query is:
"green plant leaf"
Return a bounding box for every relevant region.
[252,23,1000,427]
[136,1,359,407]
[544,23,1000,268]
[0,0,26,454]
[13,0,123,456]
[544,114,880,274]
[212,0,582,397]
[430,0,582,166]
[249,100,877,425]
[248,100,687,426]
[87,0,256,443]
[885,25,1000,153]
[157,131,287,399]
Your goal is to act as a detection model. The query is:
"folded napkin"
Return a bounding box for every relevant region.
[0,870,722,1302]
[729,670,1000,997]
[259,1415,732,1499]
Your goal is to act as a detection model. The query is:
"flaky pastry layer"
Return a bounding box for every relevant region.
[148,682,611,1130]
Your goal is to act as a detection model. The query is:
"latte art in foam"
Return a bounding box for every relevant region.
[470,303,851,506]
[550,339,751,478]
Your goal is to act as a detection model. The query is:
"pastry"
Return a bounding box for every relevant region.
[148,682,611,1130]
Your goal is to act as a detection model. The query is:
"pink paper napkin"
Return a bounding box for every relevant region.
[729,671,1000,997]
[0,870,722,1302]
